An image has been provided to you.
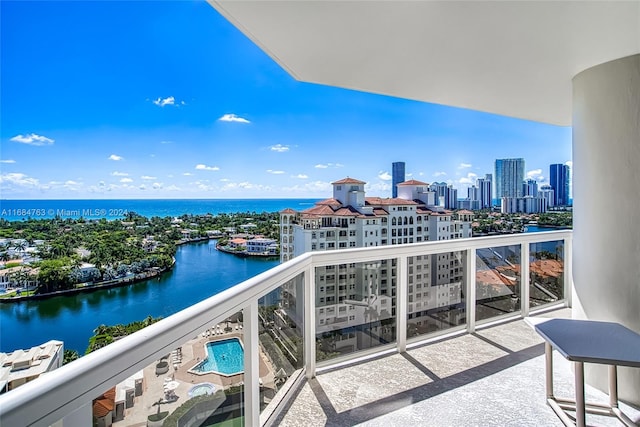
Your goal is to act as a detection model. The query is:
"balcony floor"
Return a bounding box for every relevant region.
[275,309,640,426]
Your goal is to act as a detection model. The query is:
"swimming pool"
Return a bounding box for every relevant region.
[191,338,244,376]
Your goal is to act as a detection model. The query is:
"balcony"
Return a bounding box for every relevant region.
[1,231,638,426]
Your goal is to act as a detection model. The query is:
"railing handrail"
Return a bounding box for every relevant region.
[0,230,572,426]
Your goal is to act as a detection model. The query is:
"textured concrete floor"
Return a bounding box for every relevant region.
[274,309,640,426]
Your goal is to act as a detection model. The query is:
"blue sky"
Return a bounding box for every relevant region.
[0,1,571,200]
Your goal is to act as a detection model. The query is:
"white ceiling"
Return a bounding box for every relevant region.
[209,1,639,126]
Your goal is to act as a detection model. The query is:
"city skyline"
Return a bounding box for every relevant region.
[1,1,571,200]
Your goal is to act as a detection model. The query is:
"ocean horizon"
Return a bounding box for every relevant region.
[0,198,320,221]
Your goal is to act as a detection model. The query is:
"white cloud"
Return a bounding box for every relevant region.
[218,113,250,124]
[267,170,285,174]
[270,144,289,152]
[281,180,332,194]
[109,154,123,161]
[64,180,79,186]
[141,175,157,180]
[433,171,447,177]
[160,140,173,144]
[458,163,472,169]
[153,96,176,107]
[152,182,162,189]
[0,172,40,187]
[378,171,392,181]
[10,133,54,146]
[315,163,344,169]
[195,164,220,171]
[293,174,308,179]
[219,178,230,182]
[111,171,128,176]
[457,172,478,185]
[183,172,194,176]
[120,178,133,183]
[526,169,544,181]
[366,181,392,195]
[0,159,16,164]
[165,185,180,191]
[139,184,147,190]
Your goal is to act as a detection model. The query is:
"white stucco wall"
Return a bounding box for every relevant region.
[572,54,640,405]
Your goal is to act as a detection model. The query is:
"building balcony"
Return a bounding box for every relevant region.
[1,231,638,426]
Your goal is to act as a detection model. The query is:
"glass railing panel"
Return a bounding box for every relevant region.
[316,260,396,362]
[529,240,565,308]
[89,315,245,426]
[258,273,304,421]
[475,245,521,322]
[407,251,467,339]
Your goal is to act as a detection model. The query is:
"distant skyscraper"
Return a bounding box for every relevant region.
[549,163,570,206]
[477,174,492,209]
[392,162,405,198]
[522,179,538,197]
[429,182,448,207]
[495,158,525,198]
[539,184,555,208]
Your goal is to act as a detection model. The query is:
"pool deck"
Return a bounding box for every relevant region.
[112,322,273,427]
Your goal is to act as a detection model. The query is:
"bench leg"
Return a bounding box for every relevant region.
[575,361,585,427]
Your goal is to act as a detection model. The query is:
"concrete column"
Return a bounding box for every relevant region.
[572,54,640,405]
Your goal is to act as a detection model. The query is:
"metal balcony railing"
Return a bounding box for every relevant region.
[0,231,572,427]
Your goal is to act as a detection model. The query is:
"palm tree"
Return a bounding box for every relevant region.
[12,240,27,259]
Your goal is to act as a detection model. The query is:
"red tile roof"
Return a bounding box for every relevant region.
[302,204,337,215]
[372,208,389,216]
[397,179,429,186]
[333,206,361,216]
[280,208,297,214]
[315,198,342,206]
[331,177,366,185]
[93,398,114,419]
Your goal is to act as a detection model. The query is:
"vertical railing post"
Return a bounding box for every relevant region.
[564,235,573,308]
[466,248,476,333]
[397,255,407,353]
[522,241,530,316]
[304,265,316,379]
[244,300,259,427]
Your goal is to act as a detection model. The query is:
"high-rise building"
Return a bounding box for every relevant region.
[429,182,448,207]
[522,179,538,197]
[476,174,492,209]
[539,185,555,208]
[495,158,525,198]
[392,162,405,198]
[549,163,570,206]
[279,177,473,346]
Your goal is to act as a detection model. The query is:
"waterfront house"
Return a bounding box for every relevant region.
[0,266,39,292]
[245,238,278,256]
[228,238,247,251]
